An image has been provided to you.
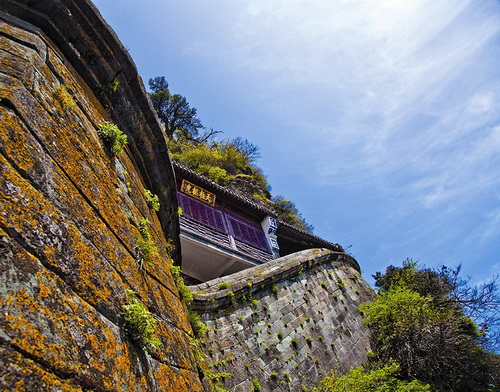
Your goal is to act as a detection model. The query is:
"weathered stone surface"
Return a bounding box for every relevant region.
[0,1,375,391]
[0,3,202,390]
[190,249,375,391]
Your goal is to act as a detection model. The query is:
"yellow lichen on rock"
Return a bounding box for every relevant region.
[0,4,202,390]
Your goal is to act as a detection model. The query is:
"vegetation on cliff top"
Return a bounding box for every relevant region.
[148,76,313,232]
[315,260,500,392]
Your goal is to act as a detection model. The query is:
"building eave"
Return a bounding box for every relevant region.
[173,160,343,254]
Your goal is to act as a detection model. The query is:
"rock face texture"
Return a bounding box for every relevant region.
[0,1,374,391]
[0,1,202,390]
[190,249,374,391]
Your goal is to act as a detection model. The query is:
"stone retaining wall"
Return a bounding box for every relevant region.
[190,249,375,391]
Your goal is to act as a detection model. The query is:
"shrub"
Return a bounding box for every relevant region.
[97,121,128,156]
[316,362,431,392]
[122,290,161,351]
[144,189,160,211]
[252,378,261,391]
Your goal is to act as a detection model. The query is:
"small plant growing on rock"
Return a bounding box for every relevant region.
[252,378,261,391]
[53,85,76,111]
[169,260,193,305]
[272,285,279,294]
[134,218,158,268]
[227,291,236,305]
[122,289,161,351]
[97,121,128,156]
[102,79,120,94]
[144,189,160,211]
[218,282,230,290]
[188,310,208,338]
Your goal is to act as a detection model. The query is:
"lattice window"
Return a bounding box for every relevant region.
[178,192,227,233]
[226,215,270,252]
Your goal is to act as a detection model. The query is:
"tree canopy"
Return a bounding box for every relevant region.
[149,76,217,142]
[314,362,431,392]
[316,260,500,392]
[149,76,314,232]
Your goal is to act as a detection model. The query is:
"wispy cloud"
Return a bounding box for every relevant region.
[214,0,500,212]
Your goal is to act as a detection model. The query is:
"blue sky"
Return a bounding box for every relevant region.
[93,0,500,286]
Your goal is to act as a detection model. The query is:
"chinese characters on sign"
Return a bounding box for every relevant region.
[180,179,216,206]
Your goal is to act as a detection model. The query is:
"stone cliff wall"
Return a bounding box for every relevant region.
[0,1,375,391]
[0,1,203,390]
[190,249,374,392]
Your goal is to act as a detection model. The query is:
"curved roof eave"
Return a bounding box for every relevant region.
[173,161,344,253]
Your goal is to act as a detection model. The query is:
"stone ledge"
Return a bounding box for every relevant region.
[189,248,359,311]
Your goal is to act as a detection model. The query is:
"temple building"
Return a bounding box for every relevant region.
[174,162,343,283]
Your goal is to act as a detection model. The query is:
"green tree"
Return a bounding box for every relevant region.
[272,195,314,233]
[362,261,500,392]
[374,260,500,351]
[149,76,217,142]
[150,76,314,233]
[314,362,431,392]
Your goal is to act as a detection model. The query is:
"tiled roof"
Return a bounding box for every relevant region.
[277,221,344,252]
[173,161,272,216]
[173,161,343,253]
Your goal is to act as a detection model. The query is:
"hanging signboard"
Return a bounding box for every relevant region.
[180,179,216,206]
